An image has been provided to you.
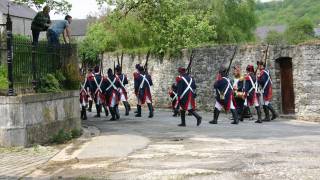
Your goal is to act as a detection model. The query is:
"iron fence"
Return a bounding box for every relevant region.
[12,37,76,93]
[0,8,78,95]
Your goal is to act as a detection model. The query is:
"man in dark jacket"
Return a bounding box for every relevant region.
[134,66,154,118]
[31,6,51,45]
[176,67,202,127]
[210,66,239,125]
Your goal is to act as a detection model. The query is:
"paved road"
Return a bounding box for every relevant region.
[29,108,320,180]
[0,146,59,180]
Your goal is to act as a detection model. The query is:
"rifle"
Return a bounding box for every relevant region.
[263,44,270,67]
[226,46,238,77]
[186,49,194,75]
[255,44,269,74]
[113,61,116,76]
[144,50,151,74]
[120,51,124,72]
[100,53,104,75]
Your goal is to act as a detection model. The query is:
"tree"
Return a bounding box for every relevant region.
[13,0,71,14]
[265,30,286,45]
[79,22,118,66]
[285,18,315,44]
[82,0,257,57]
[210,0,257,43]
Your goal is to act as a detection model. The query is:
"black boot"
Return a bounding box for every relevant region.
[135,105,142,117]
[123,101,130,116]
[103,105,109,117]
[81,106,87,120]
[80,108,84,120]
[262,105,270,121]
[127,103,131,112]
[267,104,278,120]
[231,109,239,124]
[115,105,120,119]
[255,106,262,123]
[147,103,153,118]
[109,107,116,121]
[209,108,220,124]
[239,106,246,122]
[188,110,202,126]
[94,104,101,118]
[134,105,139,114]
[178,110,186,127]
[87,100,92,112]
[173,108,179,117]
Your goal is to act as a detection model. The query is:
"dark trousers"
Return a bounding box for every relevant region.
[32,30,40,45]
[47,29,60,47]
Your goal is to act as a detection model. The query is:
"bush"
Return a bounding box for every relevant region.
[50,129,82,144]
[54,70,66,85]
[50,129,72,144]
[71,129,82,138]
[0,65,8,90]
[62,63,81,90]
[285,18,316,44]
[265,30,286,45]
[37,74,62,93]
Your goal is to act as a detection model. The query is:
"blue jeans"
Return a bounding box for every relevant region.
[47,29,60,47]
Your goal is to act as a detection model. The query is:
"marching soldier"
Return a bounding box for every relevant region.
[86,68,94,112]
[115,65,131,116]
[80,75,89,120]
[168,83,179,117]
[257,61,278,121]
[210,66,239,124]
[242,65,262,123]
[133,64,141,114]
[104,68,121,121]
[176,67,202,127]
[89,66,106,118]
[134,66,154,118]
[231,65,245,120]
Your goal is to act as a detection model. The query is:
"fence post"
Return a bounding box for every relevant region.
[31,45,37,89]
[6,6,15,96]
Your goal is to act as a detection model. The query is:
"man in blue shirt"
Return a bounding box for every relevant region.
[47,15,72,46]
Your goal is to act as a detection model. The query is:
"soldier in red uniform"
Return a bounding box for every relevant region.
[210,66,239,125]
[104,68,121,121]
[134,66,154,118]
[257,61,278,121]
[168,83,179,117]
[133,64,141,114]
[176,67,202,127]
[243,65,262,123]
[115,65,131,116]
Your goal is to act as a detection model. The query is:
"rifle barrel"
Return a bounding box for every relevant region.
[226,46,238,76]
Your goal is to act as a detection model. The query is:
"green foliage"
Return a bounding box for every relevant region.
[212,0,257,43]
[71,129,82,138]
[37,73,62,93]
[54,70,66,84]
[50,128,82,144]
[0,65,8,90]
[62,63,81,90]
[256,0,320,26]
[285,18,315,44]
[50,129,72,144]
[82,0,256,58]
[13,0,71,15]
[265,30,286,45]
[79,22,117,66]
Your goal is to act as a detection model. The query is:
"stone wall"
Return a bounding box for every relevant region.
[103,44,320,121]
[0,91,81,147]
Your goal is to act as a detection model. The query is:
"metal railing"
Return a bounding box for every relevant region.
[0,7,77,95]
[12,37,76,93]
